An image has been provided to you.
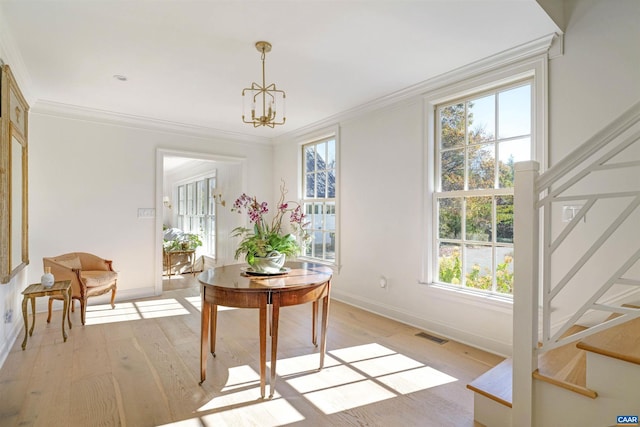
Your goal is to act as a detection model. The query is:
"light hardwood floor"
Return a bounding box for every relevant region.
[0,275,502,426]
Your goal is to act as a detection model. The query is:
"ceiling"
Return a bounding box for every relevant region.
[0,0,559,141]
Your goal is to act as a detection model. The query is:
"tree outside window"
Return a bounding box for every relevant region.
[435,83,531,295]
[302,137,337,263]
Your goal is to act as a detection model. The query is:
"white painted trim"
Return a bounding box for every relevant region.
[295,126,342,269]
[421,52,550,288]
[331,289,512,357]
[156,148,247,294]
[32,100,271,146]
[276,33,557,142]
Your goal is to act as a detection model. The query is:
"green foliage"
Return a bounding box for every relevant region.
[163,232,203,251]
[438,251,514,294]
[231,182,310,266]
[439,249,462,284]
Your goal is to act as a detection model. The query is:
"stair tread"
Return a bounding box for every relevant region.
[537,324,588,386]
[466,358,513,408]
[577,314,640,365]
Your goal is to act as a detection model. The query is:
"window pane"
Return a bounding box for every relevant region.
[325,202,336,232]
[197,180,206,215]
[496,195,514,243]
[306,173,315,198]
[438,197,462,239]
[465,244,493,291]
[495,247,514,294]
[327,139,336,169]
[441,149,464,191]
[327,139,336,198]
[467,144,495,190]
[325,232,336,261]
[313,203,323,230]
[440,103,465,149]
[317,171,326,198]
[306,146,316,172]
[316,141,326,169]
[467,94,495,144]
[465,196,492,241]
[498,85,531,139]
[498,137,531,188]
[438,243,461,284]
[178,186,185,215]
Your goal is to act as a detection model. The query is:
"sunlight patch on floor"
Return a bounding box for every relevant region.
[184,296,238,313]
[285,364,367,394]
[199,385,271,412]
[328,342,396,362]
[199,397,305,426]
[269,353,341,377]
[220,365,262,392]
[304,380,396,414]
[85,298,189,324]
[183,343,458,422]
[378,365,457,394]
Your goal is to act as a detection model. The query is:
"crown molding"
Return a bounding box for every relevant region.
[32,100,272,145]
[275,33,558,143]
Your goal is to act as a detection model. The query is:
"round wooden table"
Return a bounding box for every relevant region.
[198,261,332,398]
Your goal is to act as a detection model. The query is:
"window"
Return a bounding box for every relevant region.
[176,175,218,258]
[302,136,337,263]
[434,82,532,295]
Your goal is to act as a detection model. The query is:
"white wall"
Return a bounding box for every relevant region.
[28,111,272,303]
[273,0,640,357]
[549,0,640,163]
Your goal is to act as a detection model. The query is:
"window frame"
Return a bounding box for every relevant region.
[299,128,340,267]
[434,81,531,296]
[421,52,548,302]
[175,173,218,259]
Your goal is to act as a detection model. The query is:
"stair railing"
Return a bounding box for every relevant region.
[513,101,640,426]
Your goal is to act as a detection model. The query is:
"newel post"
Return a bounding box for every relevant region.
[513,161,540,427]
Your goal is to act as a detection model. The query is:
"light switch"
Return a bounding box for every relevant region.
[562,205,583,223]
[138,208,155,218]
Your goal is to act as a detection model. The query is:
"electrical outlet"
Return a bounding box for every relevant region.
[4,309,13,323]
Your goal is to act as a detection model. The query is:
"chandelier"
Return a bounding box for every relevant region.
[242,41,286,128]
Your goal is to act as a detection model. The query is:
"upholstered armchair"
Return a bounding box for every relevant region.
[43,252,118,325]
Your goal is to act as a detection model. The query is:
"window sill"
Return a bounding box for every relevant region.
[420,281,513,313]
[296,256,340,273]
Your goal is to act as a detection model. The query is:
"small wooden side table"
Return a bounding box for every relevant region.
[21,280,72,350]
[165,249,196,278]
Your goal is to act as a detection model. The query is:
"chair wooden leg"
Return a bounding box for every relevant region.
[47,298,53,323]
[81,299,87,325]
[110,287,117,309]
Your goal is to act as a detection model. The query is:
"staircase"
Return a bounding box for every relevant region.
[467,101,640,427]
[468,310,640,426]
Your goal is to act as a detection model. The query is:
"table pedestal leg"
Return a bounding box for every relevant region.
[312,301,318,346]
[199,300,210,385]
[319,281,331,369]
[259,305,267,398]
[210,304,217,357]
[269,292,280,399]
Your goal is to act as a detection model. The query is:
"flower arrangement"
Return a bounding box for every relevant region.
[231,182,310,266]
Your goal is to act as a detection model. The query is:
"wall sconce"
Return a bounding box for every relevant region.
[163,196,172,209]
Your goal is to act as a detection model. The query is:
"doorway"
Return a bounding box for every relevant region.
[156,149,245,294]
